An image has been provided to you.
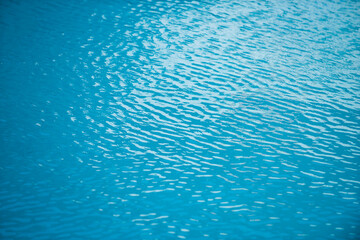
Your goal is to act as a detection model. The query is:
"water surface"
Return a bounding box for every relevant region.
[1,0,360,239]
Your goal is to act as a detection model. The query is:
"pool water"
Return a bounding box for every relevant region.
[1,0,360,239]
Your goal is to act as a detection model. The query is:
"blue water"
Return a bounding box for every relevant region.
[1,0,360,239]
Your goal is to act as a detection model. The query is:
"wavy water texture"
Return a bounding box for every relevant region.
[0,0,360,239]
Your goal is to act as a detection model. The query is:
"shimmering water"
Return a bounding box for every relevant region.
[1,0,360,239]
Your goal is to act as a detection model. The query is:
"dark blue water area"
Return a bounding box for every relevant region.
[0,0,360,239]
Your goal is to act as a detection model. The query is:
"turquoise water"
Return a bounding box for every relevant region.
[1,0,360,239]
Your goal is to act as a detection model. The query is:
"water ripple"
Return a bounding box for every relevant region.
[1,0,360,239]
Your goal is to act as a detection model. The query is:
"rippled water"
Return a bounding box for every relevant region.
[1,0,360,239]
